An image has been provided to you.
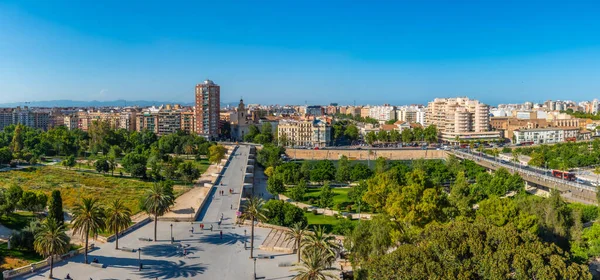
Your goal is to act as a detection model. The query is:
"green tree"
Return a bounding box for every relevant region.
[365,220,591,280]
[121,152,147,177]
[401,129,413,143]
[388,129,400,143]
[61,155,76,170]
[449,171,473,218]
[350,163,373,181]
[48,190,64,225]
[335,155,351,182]
[310,160,336,183]
[267,175,286,195]
[144,182,175,242]
[0,147,12,165]
[10,124,24,155]
[365,131,377,146]
[377,130,388,143]
[94,157,110,174]
[289,180,307,202]
[239,196,267,258]
[263,200,307,227]
[424,125,438,143]
[208,144,227,165]
[4,184,23,214]
[178,161,201,184]
[318,182,334,209]
[34,219,70,279]
[72,197,106,264]
[105,198,132,250]
[344,124,359,141]
[374,157,388,174]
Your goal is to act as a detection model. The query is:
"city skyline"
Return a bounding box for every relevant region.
[1,1,600,105]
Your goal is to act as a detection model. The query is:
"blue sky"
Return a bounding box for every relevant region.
[1,0,600,106]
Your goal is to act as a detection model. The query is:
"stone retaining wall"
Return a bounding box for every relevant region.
[285,148,447,161]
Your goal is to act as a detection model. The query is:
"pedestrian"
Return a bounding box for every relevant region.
[230,204,232,210]
[191,227,194,234]
[210,224,213,231]
[244,229,247,236]
[220,230,223,239]
[184,248,187,258]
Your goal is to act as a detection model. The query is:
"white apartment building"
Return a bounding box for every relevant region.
[369,105,396,122]
[277,119,331,148]
[427,97,500,143]
[396,106,426,126]
[513,128,580,145]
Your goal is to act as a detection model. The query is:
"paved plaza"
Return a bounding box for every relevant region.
[24,145,297,280]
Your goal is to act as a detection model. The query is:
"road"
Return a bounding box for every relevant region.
[451,149,597,192]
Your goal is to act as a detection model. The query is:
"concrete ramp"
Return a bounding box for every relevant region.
[259,228,295,254]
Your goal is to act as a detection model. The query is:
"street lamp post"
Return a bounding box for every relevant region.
[138,248,142,271]
[170,224,173,244]
[253,258,257,279]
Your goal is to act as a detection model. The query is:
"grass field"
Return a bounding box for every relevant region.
[0,242,44,271]
[0,212,36,230]
[304,212,358,233]
[0,166,192,213]
[300,187,351,205]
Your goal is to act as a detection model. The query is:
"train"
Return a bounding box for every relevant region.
[552,170,576,181]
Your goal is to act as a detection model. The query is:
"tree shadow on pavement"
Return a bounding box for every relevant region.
[141,243,203,258]
[184,232,250,246]
[137,259,207,279]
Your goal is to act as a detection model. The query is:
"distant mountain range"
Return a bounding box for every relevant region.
[0,99,238,108]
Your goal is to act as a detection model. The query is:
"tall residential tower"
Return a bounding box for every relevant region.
[195,79,220,138]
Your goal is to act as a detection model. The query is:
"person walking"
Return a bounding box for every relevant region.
[220,230,223,239]
[210,224,213,231]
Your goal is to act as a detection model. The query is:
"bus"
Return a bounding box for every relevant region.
[552,170,576,181]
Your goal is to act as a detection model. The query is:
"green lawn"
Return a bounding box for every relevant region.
[304,212,358,233]
[0,212,36,230]
[0,242,44,271]
[0,166,191,213]
[289,187,359,211]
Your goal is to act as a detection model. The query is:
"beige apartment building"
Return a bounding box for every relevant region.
[427,97,501,143]
[195,79,220,139]
[278,119,331,148]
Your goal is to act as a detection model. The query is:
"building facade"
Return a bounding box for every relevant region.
[277,119,331,148]
[195,79,220,138]
[426,97,500,143]
[513,128,580,145]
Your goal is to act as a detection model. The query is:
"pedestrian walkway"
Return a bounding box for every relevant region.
[278,194,373,220]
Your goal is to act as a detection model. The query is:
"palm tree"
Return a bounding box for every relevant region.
[34,219,70,279]
[285,222,309,263]
[292,247,337,280]
[105,198,132,250]
[491,148,500,162]
[302,226,341,267]
[239,196,267,258]
[72,197,106,264]
[144,183,175,242]
[511,149,521,168]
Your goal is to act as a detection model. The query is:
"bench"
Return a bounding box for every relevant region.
[138,237,152,242]
[89,262,104,268]
[119,247,136,252]
[256,254,272,259]
[278,262,294,267]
